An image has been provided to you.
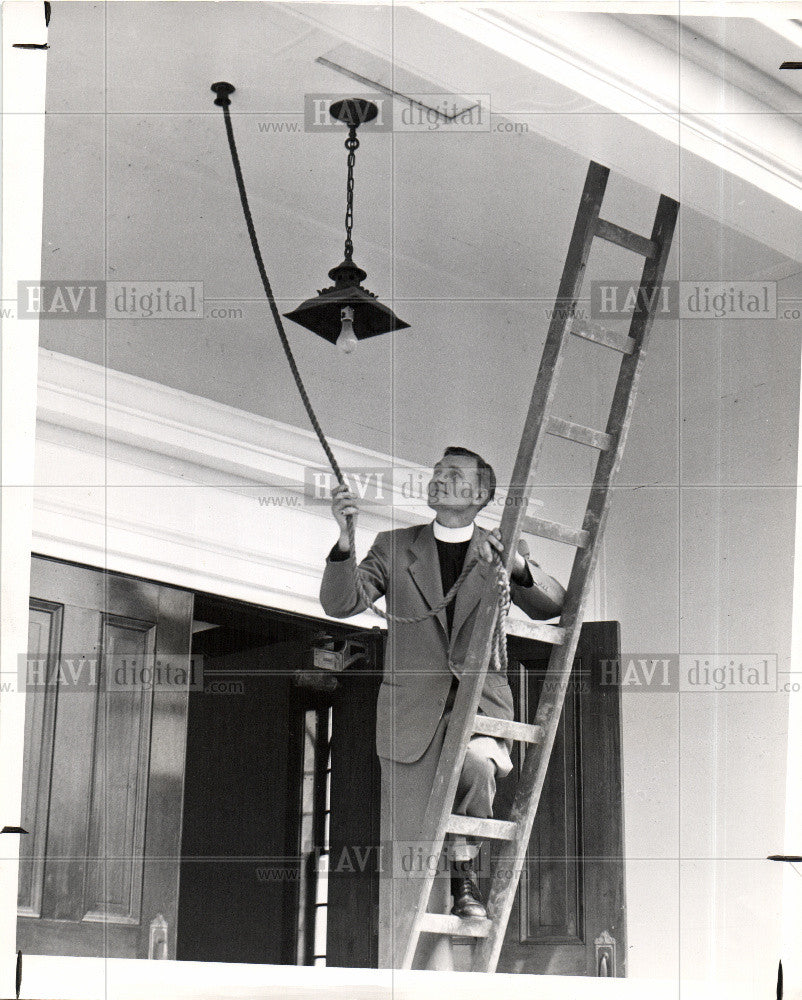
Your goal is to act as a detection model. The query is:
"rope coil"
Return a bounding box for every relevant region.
[215,93,510,671]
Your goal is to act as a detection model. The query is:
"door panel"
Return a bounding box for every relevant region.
[521,670,582,946]
[17,556,194,959]
[84,615,156,926]
[18,600,63,919]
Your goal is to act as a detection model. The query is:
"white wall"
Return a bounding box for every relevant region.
[605,305,799,983]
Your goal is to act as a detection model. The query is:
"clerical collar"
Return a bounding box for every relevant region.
[432,520,474,543]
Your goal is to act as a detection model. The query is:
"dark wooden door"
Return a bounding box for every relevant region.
[177,639,299,965]
[494,620,626,976]
[326,630,383,968]
[18,556,194,959]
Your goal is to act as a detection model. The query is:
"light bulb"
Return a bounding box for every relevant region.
[337,306,358,354]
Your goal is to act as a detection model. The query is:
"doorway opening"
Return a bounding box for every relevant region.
[177,590,383,967]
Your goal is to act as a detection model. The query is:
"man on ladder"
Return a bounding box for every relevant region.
[320,446,565,970]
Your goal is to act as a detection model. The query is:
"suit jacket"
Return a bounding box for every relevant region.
[320,521,555,763]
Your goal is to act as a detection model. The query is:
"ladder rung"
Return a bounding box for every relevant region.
[546,415,613,451]
[505,619,565,644]
[473,714,544,744]
[595,217,658,258]
[419,913,493,938]
[446,815,517,840]
[521,514,589,549]
[570,317,636,354]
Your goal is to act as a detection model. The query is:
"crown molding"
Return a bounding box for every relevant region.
[413,5,802,211]
[34,348,426,623]
[34,349,582,625]
[36,348,543,527]
[36,348,429,502]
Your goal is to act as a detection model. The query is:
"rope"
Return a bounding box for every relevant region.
[214,92,509,671]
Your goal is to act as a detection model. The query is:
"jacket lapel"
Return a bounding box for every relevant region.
[407,523,448,638]
[450,525,491,648]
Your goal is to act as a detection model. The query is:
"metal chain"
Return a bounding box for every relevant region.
[215,95,509,671]
[344,127,358,261]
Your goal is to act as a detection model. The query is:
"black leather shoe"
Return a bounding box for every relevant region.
[450,862,487,919]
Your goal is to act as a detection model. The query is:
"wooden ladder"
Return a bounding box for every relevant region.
[390,160,679,973]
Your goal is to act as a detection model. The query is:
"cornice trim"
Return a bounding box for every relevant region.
[415,4,802,208]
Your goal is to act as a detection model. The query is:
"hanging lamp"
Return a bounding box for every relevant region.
[283,98,409,353]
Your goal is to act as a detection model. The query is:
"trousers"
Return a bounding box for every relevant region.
[378,708,506,969]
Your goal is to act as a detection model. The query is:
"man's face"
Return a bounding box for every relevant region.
[427,453,486,513]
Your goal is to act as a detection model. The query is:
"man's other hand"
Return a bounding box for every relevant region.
[480,528,527,576]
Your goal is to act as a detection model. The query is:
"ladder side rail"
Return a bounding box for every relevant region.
[393,161,612,970]
[473,192,679,973]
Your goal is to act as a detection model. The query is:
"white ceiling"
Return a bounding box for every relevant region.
[39,2,802,490]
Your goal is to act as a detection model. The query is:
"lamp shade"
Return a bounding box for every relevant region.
[283,259,409,344]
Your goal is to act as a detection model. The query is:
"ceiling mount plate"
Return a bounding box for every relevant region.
[329,98,378,127]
